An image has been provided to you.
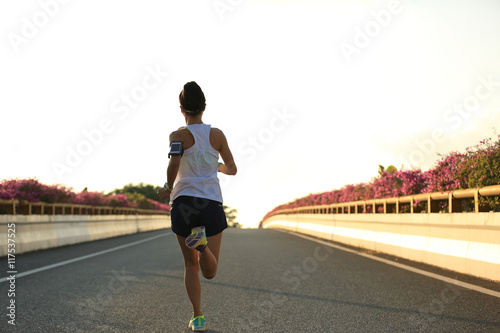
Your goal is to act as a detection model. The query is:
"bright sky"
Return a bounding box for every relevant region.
[1,0,499,228]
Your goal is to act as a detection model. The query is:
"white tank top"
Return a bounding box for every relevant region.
[170,124,223,203]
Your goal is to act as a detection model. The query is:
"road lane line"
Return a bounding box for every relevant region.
[285,230,500,299]
[0,232,169,283]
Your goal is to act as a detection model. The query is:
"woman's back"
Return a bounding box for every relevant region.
[171,124,222,203]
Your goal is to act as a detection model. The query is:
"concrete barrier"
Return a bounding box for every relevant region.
[0,214,171,256]
[262,212,500,282]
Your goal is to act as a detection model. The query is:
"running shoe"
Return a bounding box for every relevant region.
[186,226,207,251]
[188,315,206,332]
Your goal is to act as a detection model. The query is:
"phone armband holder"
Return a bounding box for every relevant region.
[168,141,184,158]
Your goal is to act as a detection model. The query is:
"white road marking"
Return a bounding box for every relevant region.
[0,233,170,283]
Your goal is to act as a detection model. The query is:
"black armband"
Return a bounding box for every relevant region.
[168,141,183,158]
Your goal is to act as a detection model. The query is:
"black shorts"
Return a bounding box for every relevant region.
[170,196,227,238]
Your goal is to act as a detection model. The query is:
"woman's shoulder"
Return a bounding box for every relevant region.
[209,127,228,151]
[210,127,227,142]
[210,126,224,136]
[170,127,190,141]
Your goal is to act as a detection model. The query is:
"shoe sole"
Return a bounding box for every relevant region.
[186,227,206,250]
[186,235,205,249]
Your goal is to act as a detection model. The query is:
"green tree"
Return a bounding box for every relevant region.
[378,164,397,176]
[224,205,240,228]
[109,182,165,203]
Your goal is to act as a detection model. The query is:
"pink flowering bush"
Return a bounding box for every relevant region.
[48,185,77,203]
[108,193,135,208]
[263,167,427,220]
[464,136,500,210]
[74,190,111,206]
[263,135,500,220]
[0,178,170,213]
[465,137,500,187]
[148,198,171,211]
[0,189,13,201]
[372,169,426,198]
[0,178,76,203]
[423,152,469,193]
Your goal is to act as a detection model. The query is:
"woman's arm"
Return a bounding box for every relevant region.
[166,155,181,187]
[214,129,237,175]
[157,131,183,199]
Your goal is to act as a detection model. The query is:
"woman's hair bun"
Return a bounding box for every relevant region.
[180,81,206,114]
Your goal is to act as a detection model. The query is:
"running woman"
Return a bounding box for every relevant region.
[157,81,237,332]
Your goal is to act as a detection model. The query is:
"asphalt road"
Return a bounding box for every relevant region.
[1,228,499,332]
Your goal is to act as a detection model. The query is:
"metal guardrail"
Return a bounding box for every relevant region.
[0,199,169,216]
[265,185,500,218]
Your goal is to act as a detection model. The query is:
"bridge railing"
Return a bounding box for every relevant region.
[261,184,500,282]
[0,199,169,216]
[265,184,500,219]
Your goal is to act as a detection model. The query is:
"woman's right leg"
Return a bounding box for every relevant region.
[199,232,223,280]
